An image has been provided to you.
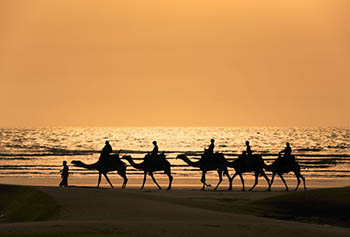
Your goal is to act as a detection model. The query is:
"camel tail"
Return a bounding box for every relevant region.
[258,156,270,170]
[118,163,127,174]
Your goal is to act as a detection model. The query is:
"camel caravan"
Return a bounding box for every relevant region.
[71,140,306,191]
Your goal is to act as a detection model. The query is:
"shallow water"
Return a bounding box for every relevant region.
[0,127,349,179]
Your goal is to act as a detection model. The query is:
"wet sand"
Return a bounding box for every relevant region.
[1,175,350,189]
[0,179,350,236]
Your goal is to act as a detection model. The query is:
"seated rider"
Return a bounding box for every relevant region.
[279,142,293,165]
[203,139,215,161]
[151,141,158,157]
[208,139,215,155]
[279,142,292,159]
[98,141,113,166]
[102,140,113,156]
[245,141,252,157]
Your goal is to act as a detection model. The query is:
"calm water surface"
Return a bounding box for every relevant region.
[0,127,349,178]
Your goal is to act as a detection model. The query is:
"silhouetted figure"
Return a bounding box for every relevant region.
[99,140,113,163]
[59,161,69,187]
[202,139,215,162]
[245,141,252,156]
[279,142,292,158]
[102,140,113,156]
[151,141,158,156]
[71,153,128,189]
[207,139,215,155]
[123,154,173,190]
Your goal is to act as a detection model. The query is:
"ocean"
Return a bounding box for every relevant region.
[0,127,350,181]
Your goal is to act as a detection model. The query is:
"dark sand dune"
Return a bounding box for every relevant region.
[0,184,350,236]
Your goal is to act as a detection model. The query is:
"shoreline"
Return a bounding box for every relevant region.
[1,176,349,189]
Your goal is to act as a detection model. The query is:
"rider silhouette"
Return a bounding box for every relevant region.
[207,139,215,155]
[245,141,252,156]
[102,141,113,156]
[151,141,158,157]
[279,142,292,158]
[98,141,113,167]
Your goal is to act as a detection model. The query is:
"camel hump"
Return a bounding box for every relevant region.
[110,154,121,160]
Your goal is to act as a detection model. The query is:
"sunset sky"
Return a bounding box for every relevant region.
[0,0,349,127]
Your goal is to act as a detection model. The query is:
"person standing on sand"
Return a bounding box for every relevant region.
[59,161,69,187]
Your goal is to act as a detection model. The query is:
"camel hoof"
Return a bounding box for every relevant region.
[266,188,271,192]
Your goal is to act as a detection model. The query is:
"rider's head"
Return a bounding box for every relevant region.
[63,160,67,166]
[153,141,157,145]
[211,139,215,143]
[246,141,250,146]
[105,141,109,145]
[286,142,290,147]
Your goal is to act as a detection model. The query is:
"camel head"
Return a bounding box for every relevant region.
[71,160,82,166]
[122,155,132,161]
[176,154,187,160]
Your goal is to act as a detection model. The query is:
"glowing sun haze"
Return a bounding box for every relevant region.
[0,0,349,127]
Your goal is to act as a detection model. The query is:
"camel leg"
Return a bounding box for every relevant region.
[239,173,245,191]
[120,173,128,189]
[119,166,128,189]
[301,175,306,190]
[150,173,162,190]
[261,171,271,191]
[224,169,232,191]
[270,172,276,187]
[294,173,301,191]
[201,171,211,190]
[231,172,238,182]
[295,169,306,191]
[278,173,288,191]
[249,172,259,191]
[214,170,223,191]
[97,172,102,188]
[141,171,147,189]
[103,173,114,188]
[165,170,173,190]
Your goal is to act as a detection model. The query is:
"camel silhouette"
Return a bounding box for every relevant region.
[176,153,232,191]
[71,154,128,189]
[227,154,271,191]
[265,155,306,191]
[122,154,173,190]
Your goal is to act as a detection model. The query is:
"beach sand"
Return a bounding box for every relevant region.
[1,178,350,236]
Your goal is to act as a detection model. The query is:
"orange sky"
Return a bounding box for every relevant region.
[0,0,349,127]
